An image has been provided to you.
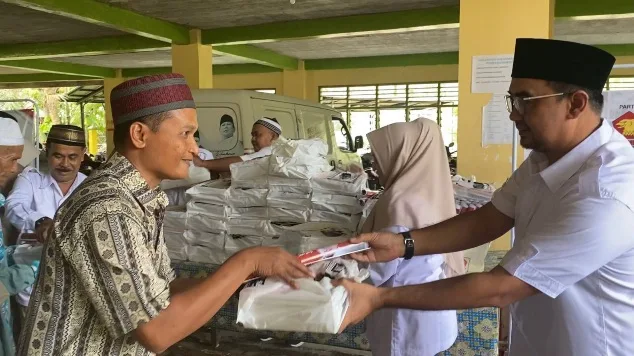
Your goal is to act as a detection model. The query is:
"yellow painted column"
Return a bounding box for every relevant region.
[457,0,553,250]
[172,29,213,89]
[104,69,125,155]
[282,60,307,99]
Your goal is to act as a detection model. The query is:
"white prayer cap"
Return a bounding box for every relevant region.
[254,117,282,135]
[0,117,24,146]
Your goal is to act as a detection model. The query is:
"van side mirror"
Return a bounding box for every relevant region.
[354,136,364,150]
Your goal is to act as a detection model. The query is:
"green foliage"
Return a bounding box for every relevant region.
[0,87,106,153]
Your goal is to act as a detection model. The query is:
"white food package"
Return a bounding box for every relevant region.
[187,245,229,265]
[186,201,229,219]
[236,258,368,334]
[167,245,188,261]
[160,165,211,190]
[268,176,312,193]
[268,207,310,223]
[229,207,268,220]
[268,185,310,199]
[271,138,328,158]
[186,213,226,234]
[226,219,281,237]
[311,171,368,196]
[224,235,263,252]
[226,187,268,208]
[164,208,188,232]
[311,201,362,215]
[186,179,231,205]
[230,157,270,182]
[183,230,226,250]
[309,210,361,231]
[266,196,311,210]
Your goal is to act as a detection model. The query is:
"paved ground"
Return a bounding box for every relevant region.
[165,331,369,356]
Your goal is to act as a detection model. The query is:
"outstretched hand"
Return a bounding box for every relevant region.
[247,247,315,288]
[348,232,405,263]
[334,279,384,332]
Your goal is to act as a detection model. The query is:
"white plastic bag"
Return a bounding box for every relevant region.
[266,196,311,210]
[226,187,268,208]
[270,138,328,158]
[226,219,280,237]
[311,201,363,215]
[186,201,229,219]
[187,245,228,265]
[183,230,225,250]
[268,207,310,223]
[186,179,231,205]
[229,207,268,220]
[311,171,368,196]
[230,157,270,181]
[268,185,310,199]
[160,165,211,190]
[268,176,312,193]
[309,210,361,231]
[186,213,226,234]
[236,258,368,334]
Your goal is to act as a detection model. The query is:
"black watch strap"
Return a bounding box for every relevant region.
[402,231,415,260]
[34,217,51,230]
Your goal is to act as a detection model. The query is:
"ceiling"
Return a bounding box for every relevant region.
[0,0,632,87]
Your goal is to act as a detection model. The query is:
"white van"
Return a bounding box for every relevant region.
[191,89,364,171]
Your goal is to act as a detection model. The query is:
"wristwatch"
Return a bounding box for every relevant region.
[401,231,415,260]
[34,217,51,230]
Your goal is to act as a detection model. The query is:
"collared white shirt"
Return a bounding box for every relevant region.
[492,120,634,356]
[5,168,86,233]
[5,168,86,307]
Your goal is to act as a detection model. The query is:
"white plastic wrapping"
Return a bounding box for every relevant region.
[224,235,263,251]
[311,201,362,215]
[230,157,270,182]
[183,230,226,250]
[164,209,188,232]
[186,201,229,219]
[226,187,268,208]
[309,210,361,231]
[168,245,188,261]
[160,165,211,190]
[268,185,310,199]
[186,179,231,205]
[268,207,310,223]
[187,245,229,265]
[236,258,368,334]
[229,207,268,220]
[266,196,311,210]
[268,176,312,193]
[226,219,281,237]
[311,171,368,196]
[271,138,328,158]
[186,213,226,234]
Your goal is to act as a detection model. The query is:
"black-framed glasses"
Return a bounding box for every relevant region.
[505,93,566,114]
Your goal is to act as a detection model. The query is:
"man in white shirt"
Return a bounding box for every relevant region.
[336,39,634,356]
[193,117,282,172]
[5,124,87,320]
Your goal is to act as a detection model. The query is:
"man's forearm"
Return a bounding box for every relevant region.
[380,269,511,311]
[201,156,241,173]
[169,278,204,295]
[411,203,514,256]
[135,251,254,352]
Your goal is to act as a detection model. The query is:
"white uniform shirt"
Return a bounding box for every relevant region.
[492,120,634,356]
[5,168,86,306]
[240,146,272,161]
[5,168,87,233]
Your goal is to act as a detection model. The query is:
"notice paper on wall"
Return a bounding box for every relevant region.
[472,55,514,94]
[482,95,514,145]
[602,90,634,146]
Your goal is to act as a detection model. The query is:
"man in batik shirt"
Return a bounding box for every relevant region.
[18,74,312,356]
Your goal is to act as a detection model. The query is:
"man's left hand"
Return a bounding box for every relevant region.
[35,218,54,243]
[333,279,384,333]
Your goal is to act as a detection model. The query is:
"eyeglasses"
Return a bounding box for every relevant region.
[505,93,566,114]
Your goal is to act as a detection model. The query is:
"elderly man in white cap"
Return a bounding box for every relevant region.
[193,117,282,172]
[0,116,37,356]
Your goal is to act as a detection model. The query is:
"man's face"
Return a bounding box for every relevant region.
[0,145,23,189]
[251,124,277,152]
[47,143,85,184]
[220,121,235,139]
[143,108,199,181]
[508,78,570,152]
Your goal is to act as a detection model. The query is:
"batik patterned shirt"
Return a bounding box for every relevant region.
[18,152,173,356]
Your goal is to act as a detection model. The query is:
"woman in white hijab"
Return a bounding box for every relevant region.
[363,118,464,356]
[0,116,37,356]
